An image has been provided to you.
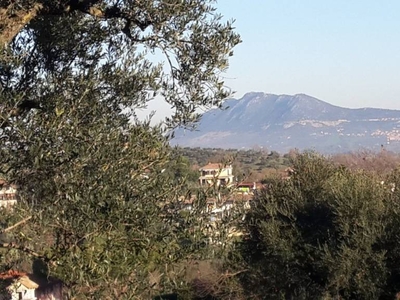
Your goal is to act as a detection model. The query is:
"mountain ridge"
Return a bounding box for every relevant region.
[172,92,400,153]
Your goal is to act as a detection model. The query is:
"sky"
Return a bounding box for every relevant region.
[138,0,400,122]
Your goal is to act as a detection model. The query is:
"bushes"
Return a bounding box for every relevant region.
[237,153,400,299]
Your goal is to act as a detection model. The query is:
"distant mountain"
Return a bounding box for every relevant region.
[171,92,400,153]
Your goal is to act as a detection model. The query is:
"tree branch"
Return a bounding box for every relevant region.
[0,0,153,47]
[67,1,153,33]
[0,3,43,47]
[0,242,50,262]
[0,216,32,234]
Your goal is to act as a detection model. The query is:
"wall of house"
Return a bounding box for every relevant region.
[0,199,17,208]
[199,164,235,188]
[221,167,232,177]
[10,287,36,300]
[201,167,231,177]
[0,185,17,209]
[0,186,17,197]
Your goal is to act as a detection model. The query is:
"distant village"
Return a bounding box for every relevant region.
[0,160,293,299]
[4,147,396,299]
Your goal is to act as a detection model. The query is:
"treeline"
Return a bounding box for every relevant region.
[173,147,293,182]
[172,146,400,183]
[156,148,400,299]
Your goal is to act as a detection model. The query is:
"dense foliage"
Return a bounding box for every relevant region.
[4,1,400,299]
[0,0,240,298]
[236,153,400,299]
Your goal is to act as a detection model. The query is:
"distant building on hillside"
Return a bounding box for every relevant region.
[0,179,18,209]
[0,270,63,300]
[199,163,234,187]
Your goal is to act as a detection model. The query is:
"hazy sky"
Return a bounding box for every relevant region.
[220,1,400,105]
[138,0,400,121]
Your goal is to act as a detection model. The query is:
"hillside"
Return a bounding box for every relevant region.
[172,93,400,153]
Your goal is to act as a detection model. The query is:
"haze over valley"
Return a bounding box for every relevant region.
[172,92,400,153]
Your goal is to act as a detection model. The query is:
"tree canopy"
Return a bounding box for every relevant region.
[0,0,240,298]
[235,153,400,299]
[1,0,240,125]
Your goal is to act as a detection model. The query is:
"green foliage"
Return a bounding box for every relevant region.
[237,153,400,299]
[1,0,241,126]
[0,0,240,298]
[163,150,199,189]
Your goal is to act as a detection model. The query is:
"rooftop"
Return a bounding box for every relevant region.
[0,270,39,290]
[0,179,17,189]
[0,270,62,290]
[199,163,231,170]
[0,270,27,279]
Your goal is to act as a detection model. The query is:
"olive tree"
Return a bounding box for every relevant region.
[0,0,240,298]
[237,153,400,299]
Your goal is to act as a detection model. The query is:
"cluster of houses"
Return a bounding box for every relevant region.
[181,163,264,219]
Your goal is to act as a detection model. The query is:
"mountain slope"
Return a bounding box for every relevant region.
[171,93,400,153]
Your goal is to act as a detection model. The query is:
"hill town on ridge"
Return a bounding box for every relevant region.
[172,92,400,153]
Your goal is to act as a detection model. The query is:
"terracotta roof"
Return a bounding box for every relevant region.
[0,271,39,290]
[0,179,17,189]
[0,270,27,279]
[200,163,229,170]
[0,271,64,289]
[0,271,63,295]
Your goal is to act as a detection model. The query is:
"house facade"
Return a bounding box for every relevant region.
[199,163,234,187]
[0,271,62,300]
[0,271,37,300]
[0,180,18,208]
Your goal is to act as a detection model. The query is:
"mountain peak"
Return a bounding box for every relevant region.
[172,93,400,153]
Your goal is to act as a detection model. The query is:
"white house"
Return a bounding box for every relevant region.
[199,163,234,187]
[0,180,18,208]
[0,271,38,300]
[0,271,63,300]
